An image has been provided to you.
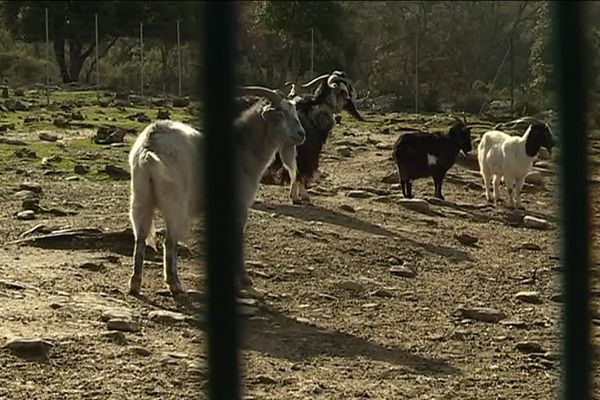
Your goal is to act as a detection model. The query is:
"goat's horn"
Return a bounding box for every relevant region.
[238,86,283,105]
[327,74,343,88]
[301,73,330,88]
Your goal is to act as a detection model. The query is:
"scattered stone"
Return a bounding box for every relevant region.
[425,196,449,206]
[361,302,379,309]
[335,281,366,293]
[389,264,416,278]
[70,110,85,121]
[126,112,151,123]
[157,110,171,120]
[516,341,545,354]
[94,126,127,145]
[550,292,563,303]
[523,216,550,230]
[454,233,478,246]
[101,309,135,322]
[4,99,29,111]
[455,307,506,323]
[381,171,398,184]
[238,306,260,317]
[19,182,42,193]
[173,97,190,108]
[516,243,542,251]
[525,171,545,186]
[16,210,35,220]
[148,310,189,324]
[0,279,26,291]
[129,346,152,356]
[253,375,277,385]
[21,198,40,211]
[371,288,394,298]
[237,298,258,307]
[335,146,352,157]
[346,190,372,199]
[107,319,140,333]
[38,132,59,142]
[339,204,356,213]
[14,190,37,200]
[500,320,528,328]
[0,123,15,132]
[100,165,130,180]
[398,198,431,213]
[0,85,8,98]
[514,291,543,304]
[100,331,127,345]
[74,164,90,175]
[14,148,37,159]
[0,137,27,145]
[79,262,105,272]
[41,155,62,166]
[3,338,53,360]
[541,351,560,361]
[53,116,69,128]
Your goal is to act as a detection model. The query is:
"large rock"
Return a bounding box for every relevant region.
[455,307,506,323]
[398,198,431,213]
[4,338,53,359]
[523,215,550,230]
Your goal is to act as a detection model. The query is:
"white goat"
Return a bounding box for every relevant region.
[128,86,305,295]
[477,119,554,209]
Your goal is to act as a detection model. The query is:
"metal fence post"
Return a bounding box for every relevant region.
[140,21,144,98]
[45,8,50,105]
[95,13,99,101]
[177,19,182,97]
[553,2,591,400]
[202,2,241,400]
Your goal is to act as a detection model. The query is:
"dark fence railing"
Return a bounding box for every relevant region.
[553,2,591,400]
[202,2,242,400]
[200,2,592,400]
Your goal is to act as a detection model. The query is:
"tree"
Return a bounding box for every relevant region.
[0,1,201,84]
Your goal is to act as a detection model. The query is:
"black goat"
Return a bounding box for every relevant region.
[392,117,472,200]
[265,71,367,204]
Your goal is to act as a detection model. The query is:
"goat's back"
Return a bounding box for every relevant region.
[129,121,205,233]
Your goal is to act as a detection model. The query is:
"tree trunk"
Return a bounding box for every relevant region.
[68,40,85,83]
[53,37,71,83]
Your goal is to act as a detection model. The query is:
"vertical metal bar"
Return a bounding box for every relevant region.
[140,21,144,98]
[553,2,591,400]
[510,36,514,115]
[45,8,49,105]
[310,27,314,76]
[203,2,241,400]
[95,13,99,101]
[415,28,419,114]
[177,19,182,97]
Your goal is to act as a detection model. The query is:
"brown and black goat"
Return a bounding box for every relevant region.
[264,71,367,204]
[392,117,472,201]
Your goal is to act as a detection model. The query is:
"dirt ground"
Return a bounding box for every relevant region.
[0,106,599,399]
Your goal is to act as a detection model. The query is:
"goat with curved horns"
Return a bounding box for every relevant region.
[265,70,368,204]
[128,85,305,295]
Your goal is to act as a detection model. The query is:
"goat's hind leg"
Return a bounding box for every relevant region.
[163,228,184,295]
[129,201,155,296]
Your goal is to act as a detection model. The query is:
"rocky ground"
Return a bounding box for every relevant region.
[0,91,598,399]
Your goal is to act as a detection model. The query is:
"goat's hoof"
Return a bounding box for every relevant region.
[128,277,142,296]
[291,198,303,205]
[167,282,185,296]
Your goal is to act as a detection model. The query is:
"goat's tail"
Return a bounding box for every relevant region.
[141,150,176,184]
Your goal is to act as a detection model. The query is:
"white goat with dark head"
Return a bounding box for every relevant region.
[127,86,305,296]
[478,116,554,209]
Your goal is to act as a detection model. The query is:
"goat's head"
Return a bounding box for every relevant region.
[300,71,367,122]
[525,121,554,156]
[239,86,306,146]
[449,116,472,155]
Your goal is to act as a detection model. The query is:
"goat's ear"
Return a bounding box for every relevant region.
[260,105,284,121]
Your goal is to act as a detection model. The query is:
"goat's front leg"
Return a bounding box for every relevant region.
[237,206,253,288]
[433,175,445,201]
[279,144,302,204]
[514,177,525,209]
[504,176,516,209]
[163,230,184,295]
